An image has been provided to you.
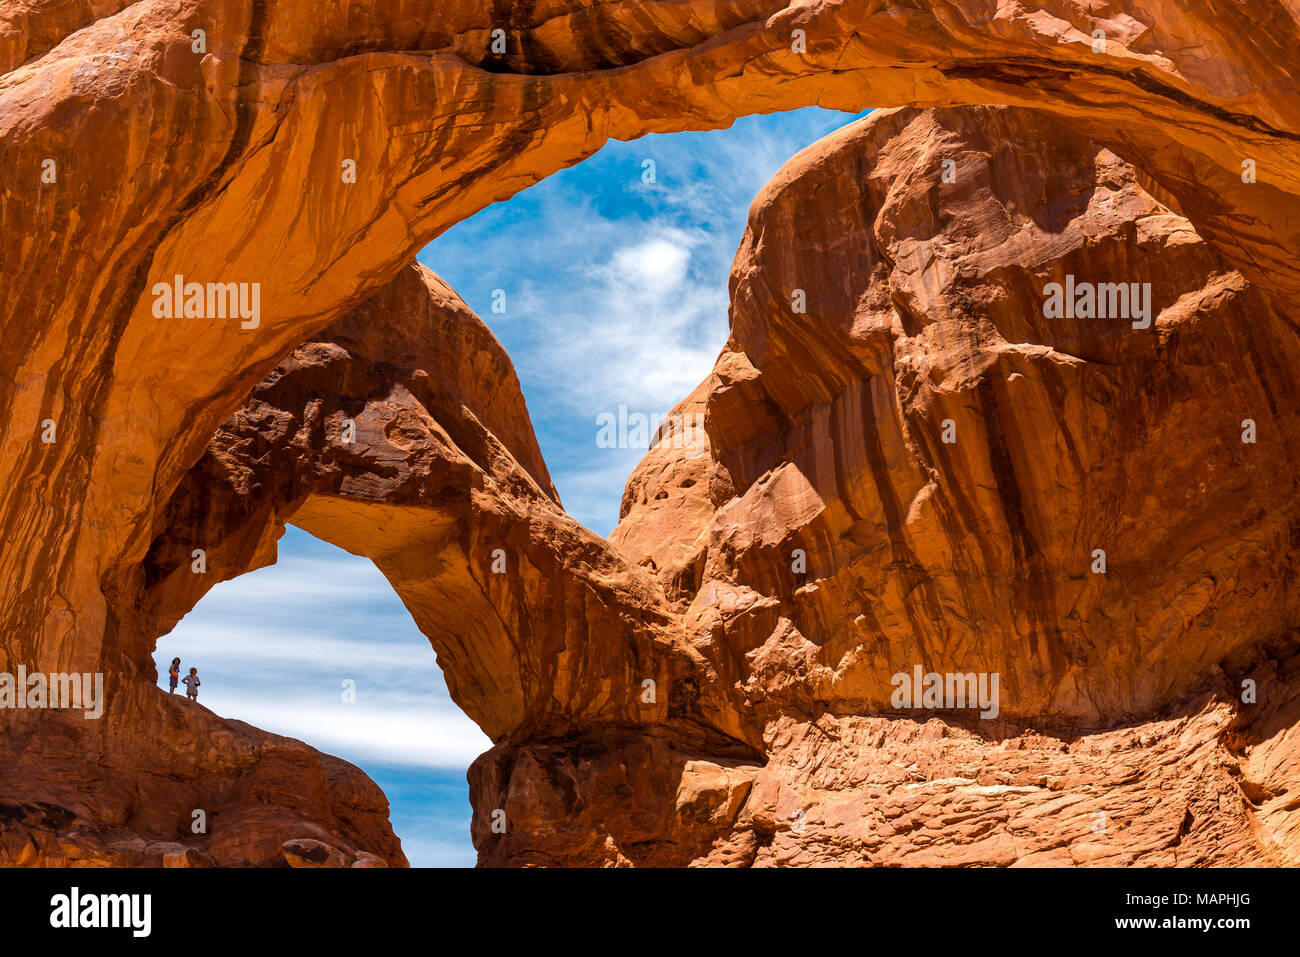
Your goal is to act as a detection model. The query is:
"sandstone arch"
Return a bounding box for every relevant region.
[3,1,1300,866]
[133,263,739,750]
[4,1,1300,669]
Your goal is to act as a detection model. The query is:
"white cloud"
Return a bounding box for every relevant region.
[557,223,723,412]
[607,234,692,289]
[157,528,491,773]
[205,691,489,769]
[423,107,868,536]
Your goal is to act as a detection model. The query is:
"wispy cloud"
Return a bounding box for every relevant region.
[423,107,868,536]
[156,527,491,775]
[209,692,489,769]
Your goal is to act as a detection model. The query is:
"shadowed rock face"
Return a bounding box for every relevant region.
[4,0,1300,868]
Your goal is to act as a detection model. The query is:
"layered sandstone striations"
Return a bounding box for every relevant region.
[3,0,1300,698]
[2,0,1300,868]
[608,106,1300,866]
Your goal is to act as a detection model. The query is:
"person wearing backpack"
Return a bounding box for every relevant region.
[168,657,181,694]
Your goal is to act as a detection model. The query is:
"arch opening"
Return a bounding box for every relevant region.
[155,526,488,867]
[130,108,865,867]
[4,0,1300,868]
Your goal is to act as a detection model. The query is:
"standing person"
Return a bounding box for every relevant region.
[182,667,201,701]
[168,657,181,694]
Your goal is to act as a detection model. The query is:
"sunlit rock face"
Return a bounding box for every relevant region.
[646,106,1300,728]
[3,0,1299,686]
[3,0,1300,867]
[610,107,1300,866]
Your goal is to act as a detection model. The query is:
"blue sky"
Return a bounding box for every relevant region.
[158,106,867,866]
[423,107,869,534]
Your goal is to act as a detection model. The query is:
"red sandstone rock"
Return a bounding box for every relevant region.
[3,0,1300,868]
[3,0,1299,693]
[641,107,1300,728]
[609,106,1300,866]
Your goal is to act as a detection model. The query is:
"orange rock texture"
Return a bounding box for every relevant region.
[2,1,1299,866]
[612,106,1300,865]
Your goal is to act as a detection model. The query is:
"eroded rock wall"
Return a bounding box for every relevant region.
[3,0,1300,695]
[3,0,1300,868]
[608,106,1300,866]
[628,106,1300,728]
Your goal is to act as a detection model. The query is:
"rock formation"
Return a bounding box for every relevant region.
[0,260,754,866]
[2,0,1300,867]
[612,106,1300,865]
[629,106,1300,728]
